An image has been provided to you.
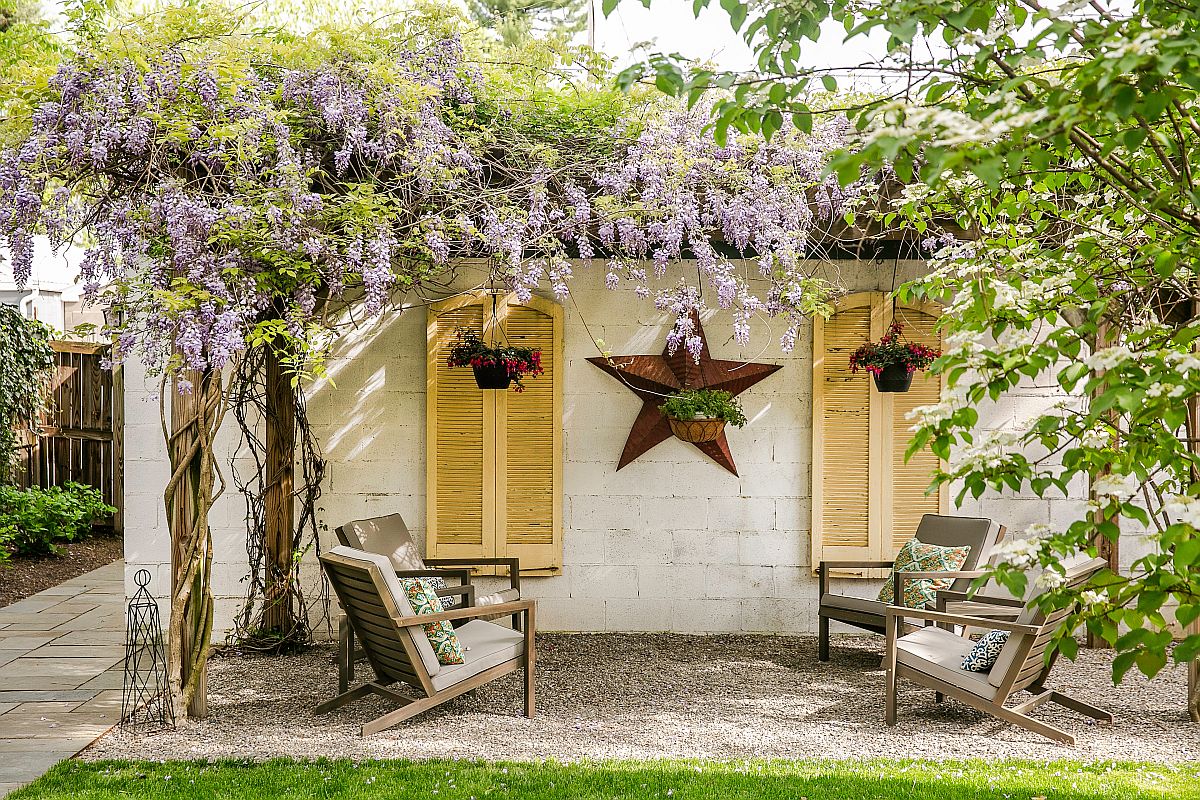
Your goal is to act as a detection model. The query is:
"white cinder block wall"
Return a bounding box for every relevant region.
[122,259,1106,639]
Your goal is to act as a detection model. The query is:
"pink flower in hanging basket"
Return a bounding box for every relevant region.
[447,328,544,391]
[848,322,941,377]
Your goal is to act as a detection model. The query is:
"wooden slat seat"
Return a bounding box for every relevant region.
[884,555,1111,745]
[317,546,536,736]
[817,514,1005,660]
[333,513,524,692]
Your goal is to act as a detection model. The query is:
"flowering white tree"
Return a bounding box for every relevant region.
[623,0,1200,716]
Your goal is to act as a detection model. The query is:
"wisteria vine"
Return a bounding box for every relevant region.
[0,7,877,379]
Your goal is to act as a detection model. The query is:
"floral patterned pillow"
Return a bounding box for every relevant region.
[961,629,1010,672]
[877,537,972,608]
[399,577,465,665]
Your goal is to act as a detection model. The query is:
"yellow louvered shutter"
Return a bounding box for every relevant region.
[427,291,563,573]
[812,293,880,562]
[427,298,494,561]
[812,293,946,571]
[496,295,563,572]
[883,302,946,557]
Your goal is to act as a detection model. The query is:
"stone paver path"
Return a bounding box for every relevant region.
[0,561,124,795]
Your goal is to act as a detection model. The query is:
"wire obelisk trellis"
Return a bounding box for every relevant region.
[121,568,175,728]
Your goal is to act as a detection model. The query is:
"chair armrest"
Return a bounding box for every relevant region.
[434,584,476,606]
[399,599,535,626]
[819,560,895,571]
[895,569,990,607]
[424,557,521,591]
[884,604,1039,635]
[935,589,1024,608]
[393,567,473,584]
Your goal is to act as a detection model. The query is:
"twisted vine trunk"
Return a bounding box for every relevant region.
[163,366,231,719]
[262,347,297,639]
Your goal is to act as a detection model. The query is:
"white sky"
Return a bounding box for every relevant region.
[586,0,891,75]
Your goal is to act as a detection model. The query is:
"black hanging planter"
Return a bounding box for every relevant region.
[873,363,913,393]
[472,363,512,390]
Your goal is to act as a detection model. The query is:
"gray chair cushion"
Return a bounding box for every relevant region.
[820,593,885,618]
[476,587,521,607]
[326,545,442,677]
[430,620,524,691]
[896,626,998,700]
[336,514,427,572]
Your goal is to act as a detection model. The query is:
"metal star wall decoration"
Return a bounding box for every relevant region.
[587,313,781,476]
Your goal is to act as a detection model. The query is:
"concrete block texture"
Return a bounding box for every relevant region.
[117,266,1086,637]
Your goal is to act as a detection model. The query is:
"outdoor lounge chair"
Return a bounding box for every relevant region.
[884,554,1110,744]
[817,514,1005,660]
[317,545,536,735]
[334,513,524,691]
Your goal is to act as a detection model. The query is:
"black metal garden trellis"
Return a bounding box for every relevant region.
[121,568,174,728]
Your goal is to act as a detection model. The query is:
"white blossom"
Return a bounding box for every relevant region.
[992,536,1043,569]
[1164,495,1200,529]
[1034,568,1067,590]
[1084,346,1133,371]
[1091,472,1139,501]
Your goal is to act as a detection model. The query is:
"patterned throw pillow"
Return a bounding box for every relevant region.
[398,578,465,665]
[422,575,456,609]
[877,537,972,608]
[961,629,1011,672]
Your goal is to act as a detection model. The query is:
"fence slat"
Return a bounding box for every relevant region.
[11,342,122,531]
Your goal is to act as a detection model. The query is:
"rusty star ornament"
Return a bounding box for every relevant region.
[587,314,781,475]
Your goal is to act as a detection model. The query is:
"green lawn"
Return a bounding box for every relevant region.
[12,759,1200,800]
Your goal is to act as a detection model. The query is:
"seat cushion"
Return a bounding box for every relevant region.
[820,593,886,618]
[895,625,998,700]
[476,587,521,607]
[430,620,525,691]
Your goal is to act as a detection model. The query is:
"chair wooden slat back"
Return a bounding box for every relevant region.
[320,549,436,696]
[991,556,1108,696]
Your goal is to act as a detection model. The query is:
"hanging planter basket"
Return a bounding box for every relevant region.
[472,363,512,390]
[872,363,913,393]
[668,416,727,443]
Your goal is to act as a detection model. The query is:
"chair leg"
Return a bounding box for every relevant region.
[337,617,354,694]
[1048,691,1113,723]
[992,701,1076,745]
[524,605,536,718]
[818,615,830,661]
[315,683,375,715]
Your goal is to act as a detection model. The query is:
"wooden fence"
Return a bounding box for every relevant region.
[13,341,124,534]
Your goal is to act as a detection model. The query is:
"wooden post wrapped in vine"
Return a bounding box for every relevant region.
[164,367,230,718]
[262,348,297,640]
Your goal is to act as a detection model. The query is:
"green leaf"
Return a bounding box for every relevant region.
[602,0,621,16]
[821,75,837,92]
[1173,538,1200,571]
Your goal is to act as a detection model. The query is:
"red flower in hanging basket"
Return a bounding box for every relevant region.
[848,322,941,377]
[447,328,544,391]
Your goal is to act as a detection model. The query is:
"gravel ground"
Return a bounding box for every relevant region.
[85,634,1200,763]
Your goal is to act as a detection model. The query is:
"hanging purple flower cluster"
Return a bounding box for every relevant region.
[0,11,881,381]
[591,112,867,354]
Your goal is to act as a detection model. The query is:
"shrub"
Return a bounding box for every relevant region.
[0,482,116,563]
[659,388,748,427]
